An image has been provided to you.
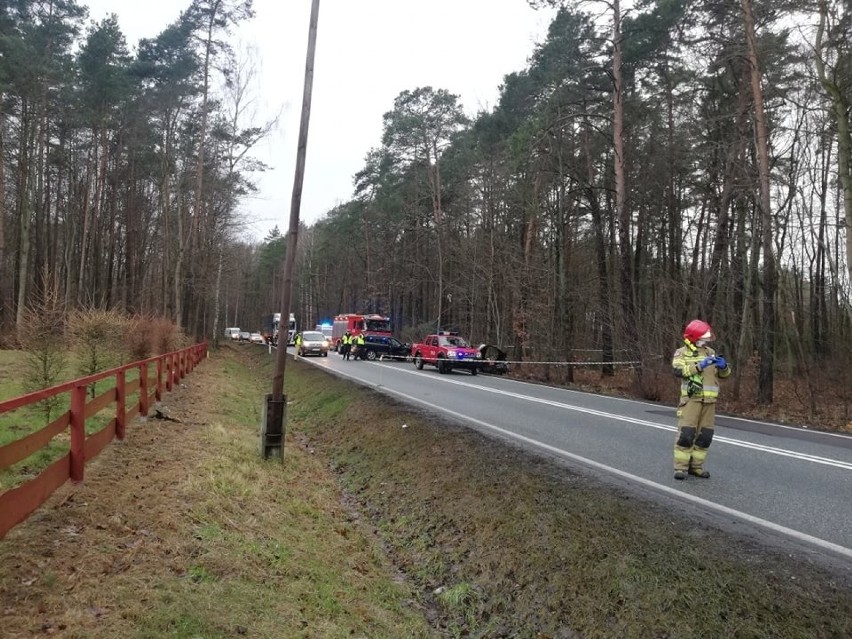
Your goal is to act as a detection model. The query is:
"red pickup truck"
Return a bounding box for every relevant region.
[411,332,482,375]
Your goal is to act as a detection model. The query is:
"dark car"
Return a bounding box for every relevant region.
[478,344,509,375]
[359,335,410,361]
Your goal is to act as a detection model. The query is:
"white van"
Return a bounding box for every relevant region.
[224,327,241,340]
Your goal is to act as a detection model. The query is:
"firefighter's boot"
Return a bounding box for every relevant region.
[673,426,695,481]
[688,430,713,478]
[688,448,710,478]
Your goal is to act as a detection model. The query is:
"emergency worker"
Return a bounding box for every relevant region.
[354,332,366,360]
[294,332,302,356]
[671,319,731,480]
[342,332,352,360]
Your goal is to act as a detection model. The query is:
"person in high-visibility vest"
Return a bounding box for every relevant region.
[354,332,366,360]
[342,332,352,360]
[671,319,731,480]
[294,332,302,357]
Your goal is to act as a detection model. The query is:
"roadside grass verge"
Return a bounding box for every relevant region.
[0,345,436,639]
[264,351,852,639]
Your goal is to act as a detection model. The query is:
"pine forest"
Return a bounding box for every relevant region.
[1,0,851,423]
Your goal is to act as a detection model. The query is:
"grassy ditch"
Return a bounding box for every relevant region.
[0,345,435,639]
[273,349,852,639]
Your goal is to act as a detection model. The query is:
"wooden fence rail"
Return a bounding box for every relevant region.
[0,342,208,539]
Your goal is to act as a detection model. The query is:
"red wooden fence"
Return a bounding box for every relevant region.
[0,342,207,539]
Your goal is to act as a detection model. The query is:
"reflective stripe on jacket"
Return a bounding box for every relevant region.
[672,342,731,402]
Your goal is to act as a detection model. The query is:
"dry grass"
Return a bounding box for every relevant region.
[0,346,435,639]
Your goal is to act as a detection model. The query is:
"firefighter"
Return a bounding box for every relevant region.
[342,331,352,360]
[294,332,302,357]
[671,319,731,480]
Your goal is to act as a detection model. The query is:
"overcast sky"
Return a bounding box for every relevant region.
[82,0,556,240]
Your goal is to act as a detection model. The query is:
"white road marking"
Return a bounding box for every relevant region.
[496,371,852,440]
[304,355,852,559]
[370,364,852,471]
[380,381,852,561]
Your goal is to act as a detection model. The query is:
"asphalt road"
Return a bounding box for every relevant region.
[283,346,852,566]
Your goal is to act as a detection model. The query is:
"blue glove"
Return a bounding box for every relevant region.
[714,356,727,370]
[697,356,715,371]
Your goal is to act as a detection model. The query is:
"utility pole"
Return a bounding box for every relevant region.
[261,0,320,460]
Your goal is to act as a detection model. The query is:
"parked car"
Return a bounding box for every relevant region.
[239,331,251,342]
[296,331,329,357]
[411,332,481,375]
[478,344,509,375]
[358,335,410,361]
[250,332,265,344]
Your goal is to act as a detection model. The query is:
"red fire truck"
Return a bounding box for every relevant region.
[331,313,392,352]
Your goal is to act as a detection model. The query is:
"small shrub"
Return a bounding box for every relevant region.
[125,316,153,362]
[69,308,128,396]
[150,317,186,354]
[125,315,186,361]
[18,270,67,424]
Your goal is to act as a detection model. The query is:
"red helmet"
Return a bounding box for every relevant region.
[684,319,713,344]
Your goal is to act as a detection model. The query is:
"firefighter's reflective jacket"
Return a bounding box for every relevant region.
[671,342,731,402]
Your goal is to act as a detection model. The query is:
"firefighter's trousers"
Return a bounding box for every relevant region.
[674,399,716,472]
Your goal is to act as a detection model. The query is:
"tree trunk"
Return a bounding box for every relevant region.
[174,195,185,326]
[77,134,97,306]
[0,106,6,329]
[15,102,34,330]
[188,1,221,332]
[212,245,223,348]
[707,68,751,319]
[612,0,636,354]
[742,0,777,404]
[428,144,445,330]
[584,123,614,376]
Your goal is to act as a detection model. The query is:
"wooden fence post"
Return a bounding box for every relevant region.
[166,354,173,392]
[70,384,86,482]
[140,362,149,417]
[116,369,127,440]
[155,358,163,402]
